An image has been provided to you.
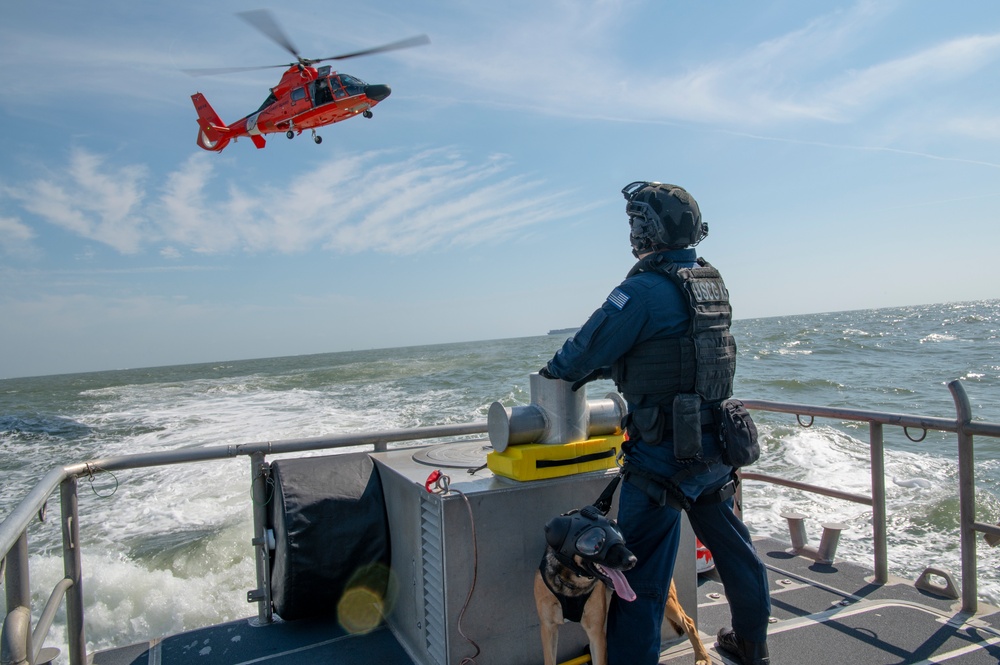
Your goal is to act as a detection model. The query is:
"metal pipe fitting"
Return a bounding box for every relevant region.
[487,373,625,452]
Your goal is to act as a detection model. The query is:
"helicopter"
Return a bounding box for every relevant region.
[185,10,429,151]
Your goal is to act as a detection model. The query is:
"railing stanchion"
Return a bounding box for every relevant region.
[4,533,30,625]
[870,422,888,584]
[60,476,86,665]
[249,452,274,625]
[2,532,32,665]
[949,380,978,614]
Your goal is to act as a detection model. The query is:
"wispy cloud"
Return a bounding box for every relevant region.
[8,151,149,254]
[0,215,36,256]
[6,148,592,256]
[420,0,1000,132]
[7,0,1000,136]
[813,33,1000,122]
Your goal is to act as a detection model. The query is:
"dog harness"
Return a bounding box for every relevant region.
[538,558,595,623]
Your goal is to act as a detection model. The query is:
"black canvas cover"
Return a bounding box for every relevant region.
[268,452,390,621]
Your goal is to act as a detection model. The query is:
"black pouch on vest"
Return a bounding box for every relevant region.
[672,393,703,461]
[718,399,760,467]
[629,405,669,445]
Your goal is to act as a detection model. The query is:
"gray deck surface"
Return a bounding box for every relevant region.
[90,619,412,665]
[91,537,1000,665]
[659,537,1000,664]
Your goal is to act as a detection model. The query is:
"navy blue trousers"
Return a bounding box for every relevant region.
[607,439,771,665]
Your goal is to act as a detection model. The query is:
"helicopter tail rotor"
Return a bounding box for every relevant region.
[192,92,232,152]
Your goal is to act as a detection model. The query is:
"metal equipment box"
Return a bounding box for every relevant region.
[373,443,698,665]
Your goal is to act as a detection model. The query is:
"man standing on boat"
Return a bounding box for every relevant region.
[540,181,772,665]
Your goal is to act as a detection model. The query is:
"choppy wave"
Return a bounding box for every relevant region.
[1,300,999,659]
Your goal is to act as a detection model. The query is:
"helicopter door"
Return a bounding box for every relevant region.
[313,79,334,106]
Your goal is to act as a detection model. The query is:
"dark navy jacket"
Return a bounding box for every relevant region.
[544,248,698,408]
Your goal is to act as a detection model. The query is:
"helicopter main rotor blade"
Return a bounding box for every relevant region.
[309,34,430,64]
[182,63,292,77]
[237,9,302,61]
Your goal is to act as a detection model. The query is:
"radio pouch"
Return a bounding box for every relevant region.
[718,398,760,467]
[672,393,703,461]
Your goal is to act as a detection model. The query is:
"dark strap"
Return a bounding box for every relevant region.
[622,462,693,511]
[535,448,615,469]
[622,463,739,512]
[591,454,739,516]
[694,476,739,506]
[593,470,623,515]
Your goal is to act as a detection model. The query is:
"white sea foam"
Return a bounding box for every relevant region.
[920,333,958,343]
[746,421,1000,607]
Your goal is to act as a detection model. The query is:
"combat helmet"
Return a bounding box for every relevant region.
[622,181,707,256]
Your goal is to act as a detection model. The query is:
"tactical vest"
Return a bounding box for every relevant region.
[610,255,736,407]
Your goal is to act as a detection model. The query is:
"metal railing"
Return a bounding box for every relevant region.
[1,423,487,665]
[740,380,1000,613]
[2,381,999,664]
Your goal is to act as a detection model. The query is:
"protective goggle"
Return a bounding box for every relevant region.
[621,181,659,201]
[546,505,626,563]
[621,181,662,228]
[574,525,608,557]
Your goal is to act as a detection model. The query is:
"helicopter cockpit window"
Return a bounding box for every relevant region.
[340,74,366,96]
[328,76,347,99]
[291,87,307,103]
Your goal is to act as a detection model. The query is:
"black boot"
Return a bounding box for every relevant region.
[716,627,770,665]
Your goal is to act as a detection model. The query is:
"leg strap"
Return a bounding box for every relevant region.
[622,463,739,512]
[622,463,692,512]
[693,475,739,506]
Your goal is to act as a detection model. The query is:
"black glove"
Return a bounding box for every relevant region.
[538,366,557,379]
[570,367,610,392]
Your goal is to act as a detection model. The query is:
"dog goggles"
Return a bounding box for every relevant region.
[545,505,627,564]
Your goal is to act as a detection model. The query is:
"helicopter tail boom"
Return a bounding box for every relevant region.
[191,93,232,152]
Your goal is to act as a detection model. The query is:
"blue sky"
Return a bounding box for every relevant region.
[2,0,999,378]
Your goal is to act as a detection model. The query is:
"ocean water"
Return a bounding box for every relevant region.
[1,299,999,660]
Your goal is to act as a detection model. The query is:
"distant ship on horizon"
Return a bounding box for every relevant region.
[547,327,580,336]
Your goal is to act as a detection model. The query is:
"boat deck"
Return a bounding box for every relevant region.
[662,537,1000,664]
[91,536,1000,665]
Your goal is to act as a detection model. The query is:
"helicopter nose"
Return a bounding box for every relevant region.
[365,84,391,102]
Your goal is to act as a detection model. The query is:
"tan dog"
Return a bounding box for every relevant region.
[535,506,709,665]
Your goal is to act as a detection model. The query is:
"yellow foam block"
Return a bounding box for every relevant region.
[487,435,623,481]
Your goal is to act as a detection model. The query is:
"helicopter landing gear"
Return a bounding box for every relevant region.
[363,110,373,119]
[286,130,295,139]
[311,129,322,144]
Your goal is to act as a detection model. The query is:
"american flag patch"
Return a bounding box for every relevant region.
[607,288,630,310]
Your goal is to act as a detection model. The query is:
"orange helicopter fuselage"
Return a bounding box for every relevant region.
[192,65,390,151]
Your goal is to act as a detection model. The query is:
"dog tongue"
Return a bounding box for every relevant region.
[605,567,636,602]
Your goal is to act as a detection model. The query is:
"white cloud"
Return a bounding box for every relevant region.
[10,151,148,254]
[418,0,1000,132]
[7,148,591,256]
[942,114,1000,141]
[813,33,1000,121]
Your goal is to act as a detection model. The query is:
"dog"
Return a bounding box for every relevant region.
[535,505,710,665]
